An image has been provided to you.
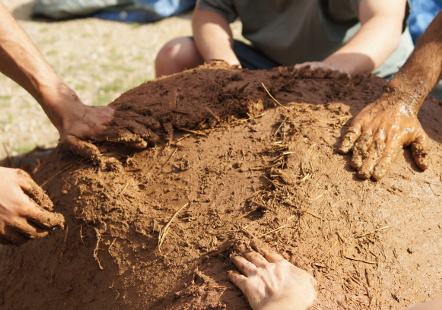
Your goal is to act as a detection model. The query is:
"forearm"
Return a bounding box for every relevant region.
[385,11,442,113]
[324,20,400,76]
[0,2,79,131]
[192,8,239,65]
[324,0,406,76]
[259,299,310,310]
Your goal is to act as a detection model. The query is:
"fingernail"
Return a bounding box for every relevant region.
[357,170,371,180]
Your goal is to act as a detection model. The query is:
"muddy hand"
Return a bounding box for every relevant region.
[60,105,161,148]
[228,243,316,310]
[0,167,64,246]
[294,61,350,79]
[339,97,430,180]
[59,105,160,168]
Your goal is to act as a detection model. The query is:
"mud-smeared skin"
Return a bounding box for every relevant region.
[339,11,442,180]
[61,109,161,168]
[94,110,161,148]
[0,168,64,245]
[339,89,430,181]
[61,136,122,171]
[0,63,440,310]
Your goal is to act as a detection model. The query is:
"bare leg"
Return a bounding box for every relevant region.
[155,37,205,77]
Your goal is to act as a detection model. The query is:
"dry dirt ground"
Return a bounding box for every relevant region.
[0,0,243,159]
[0,63,441,309]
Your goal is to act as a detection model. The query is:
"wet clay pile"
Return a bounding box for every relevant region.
[0,63,441,310]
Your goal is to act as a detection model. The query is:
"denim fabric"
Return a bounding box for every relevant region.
[408,0,442,44]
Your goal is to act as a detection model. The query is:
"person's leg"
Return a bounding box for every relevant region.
[155,37,204,77]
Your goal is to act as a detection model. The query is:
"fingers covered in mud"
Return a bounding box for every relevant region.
[294,62,350,79]
[95,110,161,148]
[63,136,102,165]
[18,170,54,210]
[62,136,121,170]
[60,108,163,170]
[17,170,64,229]
[344,128,401,180]
[411,133,430,171]
[0,168,65,246]
[338,95,431,180]
[339,124,361,154]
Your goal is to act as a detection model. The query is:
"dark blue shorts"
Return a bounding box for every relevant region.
[232,40,281,70]
[190,37,280,70]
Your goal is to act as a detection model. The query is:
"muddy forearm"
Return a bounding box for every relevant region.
[385,10,442,113]
[192,8,239,65]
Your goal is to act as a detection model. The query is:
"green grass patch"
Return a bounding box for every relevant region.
[102,63,136,73]
[75,83,87,91]
[13,143,36,155]
[100,82,125,93]
[96,92,114,106]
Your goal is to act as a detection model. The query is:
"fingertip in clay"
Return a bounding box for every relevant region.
[411,143,430,170]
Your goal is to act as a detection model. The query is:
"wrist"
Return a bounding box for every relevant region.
[257,296,311,310]
[382,81,423,115]
[38,82,84,134]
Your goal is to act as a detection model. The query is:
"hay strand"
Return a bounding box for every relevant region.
[261,83,288,109]
[158,203,190,253]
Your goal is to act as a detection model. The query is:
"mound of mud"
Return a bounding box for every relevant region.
[1,63,441,310]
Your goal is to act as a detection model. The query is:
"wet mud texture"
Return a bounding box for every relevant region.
[0,63,441,310]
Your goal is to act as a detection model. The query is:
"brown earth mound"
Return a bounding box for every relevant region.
[0,63,441,310]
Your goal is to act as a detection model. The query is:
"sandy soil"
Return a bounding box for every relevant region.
[0,0,243,158]
[0,63,440,309]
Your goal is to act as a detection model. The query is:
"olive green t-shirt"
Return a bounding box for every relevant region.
[196,0,414,77]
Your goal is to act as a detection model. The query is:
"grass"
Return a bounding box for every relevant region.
[12,143,37,155]
[96,92,114,106]
[101,63,136,73]
[75,83,87,91]
[46,49,58,56]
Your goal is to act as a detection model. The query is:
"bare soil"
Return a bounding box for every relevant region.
[0,63,441,310]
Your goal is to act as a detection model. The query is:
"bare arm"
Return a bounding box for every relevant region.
[0,2,159,147]
[339,11,442,180]
[323,0,407,76]
[192,8,240,66]
[0,2,160,244]
[0,1,77,133]
[385,9,442,105]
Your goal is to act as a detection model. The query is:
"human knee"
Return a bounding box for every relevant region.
[155,37,201,77]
